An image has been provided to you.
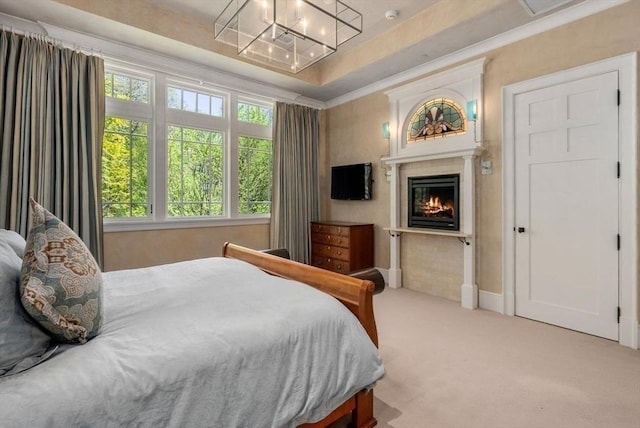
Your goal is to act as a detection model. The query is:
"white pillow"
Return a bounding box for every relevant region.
[0,228,26,258]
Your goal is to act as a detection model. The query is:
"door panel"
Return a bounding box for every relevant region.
[514,71,619,340]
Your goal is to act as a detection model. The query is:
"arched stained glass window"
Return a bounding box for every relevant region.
[407,98,466,142]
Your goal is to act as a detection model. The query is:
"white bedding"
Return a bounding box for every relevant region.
[0,257,384,427]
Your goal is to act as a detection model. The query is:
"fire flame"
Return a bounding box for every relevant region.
[423,196,454,218]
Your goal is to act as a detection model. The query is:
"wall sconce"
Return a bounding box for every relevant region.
[381,121,392,181]
[466,99,480,144]
[466,100,477,121]
[382,121,390,139]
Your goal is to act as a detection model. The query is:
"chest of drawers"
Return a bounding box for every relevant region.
[310,221,374,274]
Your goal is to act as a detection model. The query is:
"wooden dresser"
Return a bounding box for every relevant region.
[310,221,374,274]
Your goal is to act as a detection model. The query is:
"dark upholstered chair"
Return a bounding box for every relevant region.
[349,268,385,295]
[260,248,384,294]
[260,248,291,260]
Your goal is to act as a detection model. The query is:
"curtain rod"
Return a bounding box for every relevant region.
[1,25,102,58]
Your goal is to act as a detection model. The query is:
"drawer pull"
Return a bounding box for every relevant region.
[336,265,342,270]
[337,250,342,255]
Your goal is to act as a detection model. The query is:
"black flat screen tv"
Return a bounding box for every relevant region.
[330,162,372,200]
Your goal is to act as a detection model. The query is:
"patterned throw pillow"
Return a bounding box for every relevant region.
[20,198,103,344]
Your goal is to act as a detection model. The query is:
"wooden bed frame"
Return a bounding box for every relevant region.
[223,243,379,428]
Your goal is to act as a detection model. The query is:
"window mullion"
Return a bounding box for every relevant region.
[154,73,166,221]
[228,93,239,218]
[128,122,134,217]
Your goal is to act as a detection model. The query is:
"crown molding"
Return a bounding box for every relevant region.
[1,0,628,110]
[325,0,629,109]
[39,22,321,106]
[0,12,326,109]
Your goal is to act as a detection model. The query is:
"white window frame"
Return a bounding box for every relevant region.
[103,66,155,225]
[235,96,274,218]
[103,65,273,232]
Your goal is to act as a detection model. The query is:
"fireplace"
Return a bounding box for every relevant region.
[408,174,460,230]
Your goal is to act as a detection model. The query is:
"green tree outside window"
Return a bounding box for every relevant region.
[238,136,272,214]
[102,117,148,218]
[167,125,224,217]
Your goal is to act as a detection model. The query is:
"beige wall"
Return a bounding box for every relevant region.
[325,92,391,268]
[325,1,640,303]
[104,224,269,272]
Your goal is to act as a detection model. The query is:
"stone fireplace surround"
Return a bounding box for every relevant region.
[382,59,485,309]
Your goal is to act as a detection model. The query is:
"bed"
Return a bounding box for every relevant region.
[0,240,384,428]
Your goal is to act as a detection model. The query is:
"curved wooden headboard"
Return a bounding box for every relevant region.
[222,242,378,347]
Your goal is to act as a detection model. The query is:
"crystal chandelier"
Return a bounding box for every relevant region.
[214,0,362,73]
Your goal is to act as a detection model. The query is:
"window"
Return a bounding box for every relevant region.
[236,99,273,215]
[102,66,273,229]
[238,101,273,125]
[168,86,224,117]
[238,136,272,214]
[407,98,466,142]
[167,125,224,217]
[102,70,152,219]
[102,117,149,218]
[105,72,149,103]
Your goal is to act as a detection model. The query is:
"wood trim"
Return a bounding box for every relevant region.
[298,397,356,428]
[354,390,377,428]
[297,390,376,428]
[222,242,379,427]
[223,242,378,347]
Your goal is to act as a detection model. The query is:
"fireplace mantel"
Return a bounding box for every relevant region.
[383,227,469,239]
[383,59,485,309]
[382,147,484,165]
[384,154,480,309]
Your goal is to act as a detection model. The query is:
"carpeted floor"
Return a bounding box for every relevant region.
[354,287,640,428]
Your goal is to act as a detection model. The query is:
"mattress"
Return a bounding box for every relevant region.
[0,257,384,427]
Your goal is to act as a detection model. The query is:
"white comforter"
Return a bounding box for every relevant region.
[0,257,384,427]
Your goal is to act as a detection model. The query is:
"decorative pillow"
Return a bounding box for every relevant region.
[0,235,55,377]
[20,198,103,344]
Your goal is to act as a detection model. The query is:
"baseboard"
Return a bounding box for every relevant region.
[461,283,478,309]
[479,292,637,348]
[617,316,639,349]
[378,276,505,314]
[479,290,504,313]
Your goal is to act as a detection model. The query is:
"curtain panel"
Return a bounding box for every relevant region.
[270,102,320,263]
[0,31,105,266]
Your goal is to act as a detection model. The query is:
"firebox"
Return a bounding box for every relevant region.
[408,174,460,230]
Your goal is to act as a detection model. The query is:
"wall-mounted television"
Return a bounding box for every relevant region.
[330,162,373,200]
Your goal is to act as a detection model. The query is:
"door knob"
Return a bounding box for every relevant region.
[518,227,526,233]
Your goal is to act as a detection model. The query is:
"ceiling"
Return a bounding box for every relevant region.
[151,0,439,49]
[0,0,594,103]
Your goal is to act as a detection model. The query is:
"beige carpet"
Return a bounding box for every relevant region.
[365,287,640,428]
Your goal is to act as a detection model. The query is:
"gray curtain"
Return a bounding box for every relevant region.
[270,102,319,263]
[0,31,105,266]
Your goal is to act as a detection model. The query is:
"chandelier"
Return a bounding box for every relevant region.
[214,0,362,73]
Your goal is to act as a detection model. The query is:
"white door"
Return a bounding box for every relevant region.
[514,71,619,340]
